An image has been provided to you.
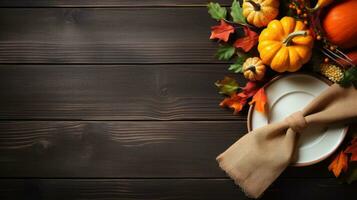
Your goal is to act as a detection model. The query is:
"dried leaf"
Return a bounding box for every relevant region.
[215,76,239,96]
[220,92,247,114]
[234,26,258,52]
[345,138,357,161]
[216,45,235,60]
[241,81,259,98]
[346,163,357,184]
[230,0,246,25]
[219,81,260,115]
[207,2,227,21]
[328,151,349,177]
[249,88,267,114]
[210,20,235,42]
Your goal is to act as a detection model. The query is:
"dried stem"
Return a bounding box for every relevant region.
[283,31,307,46]
[246,0,261,11]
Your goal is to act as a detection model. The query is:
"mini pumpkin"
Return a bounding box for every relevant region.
[243,57,266,81]
[258,17,314,72]
[242,0,279,28]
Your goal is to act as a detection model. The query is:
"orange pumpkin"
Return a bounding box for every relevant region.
[322,0,357,49]
[258,17,314,72]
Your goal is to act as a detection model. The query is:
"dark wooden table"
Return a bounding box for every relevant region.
[0,1,355,199]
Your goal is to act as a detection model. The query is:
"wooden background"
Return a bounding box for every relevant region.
[0,1,355,199]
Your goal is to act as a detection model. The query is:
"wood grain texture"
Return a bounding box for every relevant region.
[0,0,231,7]
[0,179,355,200]
[0,64,246,120]
[0,121,245,177]
[0,1,352,199]
[0,121,337,178]
[0,8,231,64]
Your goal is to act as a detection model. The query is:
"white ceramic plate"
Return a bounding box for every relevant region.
[248,74,348,166]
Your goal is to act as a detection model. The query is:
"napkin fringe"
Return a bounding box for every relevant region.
[216,158,261,199]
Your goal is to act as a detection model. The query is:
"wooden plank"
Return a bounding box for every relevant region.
[0,8,230,64]
[0,121,336,178]
[0,0,231,7]
[0,64,245,120]
[0,178,355,200]
[0,121,245,177]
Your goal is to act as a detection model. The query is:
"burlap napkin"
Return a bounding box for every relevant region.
[216,84,357,198]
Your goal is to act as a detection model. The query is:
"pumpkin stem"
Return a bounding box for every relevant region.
[283,31,307,46]
[305,6,318,12]
[306,0,334,12]
[246,0,261,11]
[246,65,256,73]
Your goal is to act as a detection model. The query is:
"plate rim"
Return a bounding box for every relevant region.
[247,72,348,167]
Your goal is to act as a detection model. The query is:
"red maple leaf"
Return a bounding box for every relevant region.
[241,81,259,98]
[345,138,357,161]
[234,26,258,52]
[210,20,235,42]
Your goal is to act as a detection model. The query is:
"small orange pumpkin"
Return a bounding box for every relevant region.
[258,17,314,72]
[242,0,279,28]
[322,0,357,49]
[242,57,266,81]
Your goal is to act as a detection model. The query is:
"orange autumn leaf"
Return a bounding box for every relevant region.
[345,138,357,161]
[220,92,247,114]
[210,20,235,42]
[249,88,267,114]
[328,151,348,177]
[234,26,258,52]
[219,81,262,115]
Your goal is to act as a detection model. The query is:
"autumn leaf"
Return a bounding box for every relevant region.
[229,55,248,73]
[219,81,260,115]
[241,81,259,98]
[230,0,247,25]
[216,45,235,60]
[220,92,248,114]
[328,151,349,177]
[345,138,357,161]
[346,163,357,184]
[249,88,267,114]
[234,26,258,52]
[207,2,227,21]
[210,20,235,42]
[215,76,239,96]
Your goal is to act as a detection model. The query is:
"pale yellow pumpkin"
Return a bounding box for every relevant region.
[242,0,279,28]
[243,57,266,81]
